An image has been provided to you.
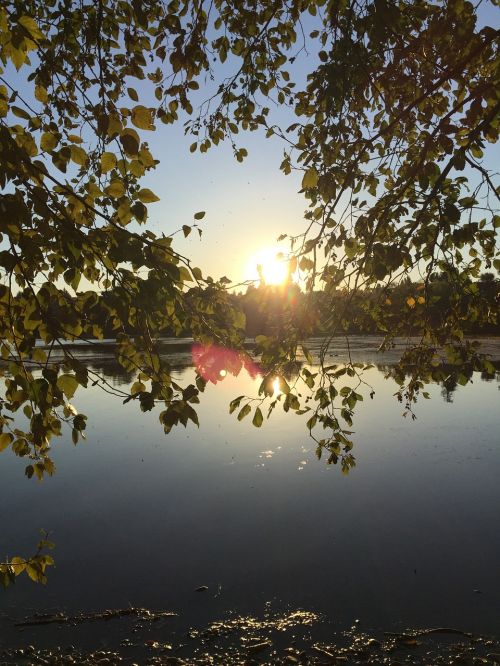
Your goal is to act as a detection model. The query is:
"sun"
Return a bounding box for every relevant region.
[247,246,290,286]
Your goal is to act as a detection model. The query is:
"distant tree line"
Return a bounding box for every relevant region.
[36,273,499,342]
[237,273,499,338]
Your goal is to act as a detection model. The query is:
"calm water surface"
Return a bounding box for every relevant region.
[1,338,499,641]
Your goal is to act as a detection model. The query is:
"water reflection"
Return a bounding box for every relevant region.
[78,351,500,405]
[1,340,500,641]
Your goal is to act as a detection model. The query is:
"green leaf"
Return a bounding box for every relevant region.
[194,211,206,220]
[252,407,263,427]
[237,403,251,421]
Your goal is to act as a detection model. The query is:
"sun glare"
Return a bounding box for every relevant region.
[247,246,290,286]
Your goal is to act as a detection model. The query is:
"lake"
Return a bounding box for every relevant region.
[1,337,499,658]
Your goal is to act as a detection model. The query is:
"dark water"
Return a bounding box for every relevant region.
[1,338,500,645]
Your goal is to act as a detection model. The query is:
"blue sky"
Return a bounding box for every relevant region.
[143,122,306,286]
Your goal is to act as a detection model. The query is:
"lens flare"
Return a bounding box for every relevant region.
[192,344,261,384]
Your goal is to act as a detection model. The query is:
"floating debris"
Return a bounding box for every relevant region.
[246,640,272,653]
[14,607,177,627]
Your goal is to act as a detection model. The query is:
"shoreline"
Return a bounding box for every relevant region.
[2,605,500,665]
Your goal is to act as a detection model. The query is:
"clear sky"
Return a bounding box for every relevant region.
[143,124,307,287]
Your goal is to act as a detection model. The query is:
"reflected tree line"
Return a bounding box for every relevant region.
[83,355,499,404]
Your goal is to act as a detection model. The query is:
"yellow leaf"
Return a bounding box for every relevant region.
[101,151,117,173]
[26,562,43,583]
[11,47,26,70]
[417,296,425,305]
[0,432,13,452]
[34,85,48,103]
[127,87,139,101]
[130,381,145,394]
[18,16,44,42]
[40,132,58,152]
[56,374,78,399]
[10,557,26,576]
[131,105,154,130]
[138,147,155,167]
[32,347,47,363]
[0,85,8,118]
[107,113,122,137]
[70,145,87,166]
[105,179,125,199]
[129,160,144,177]
[406,297,416,308]
[137,188,159,203]
[302,168,319,189]
[120,130,140,155]
[64,403,78,417]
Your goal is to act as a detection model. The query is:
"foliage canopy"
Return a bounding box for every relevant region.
[0,0,498,584]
